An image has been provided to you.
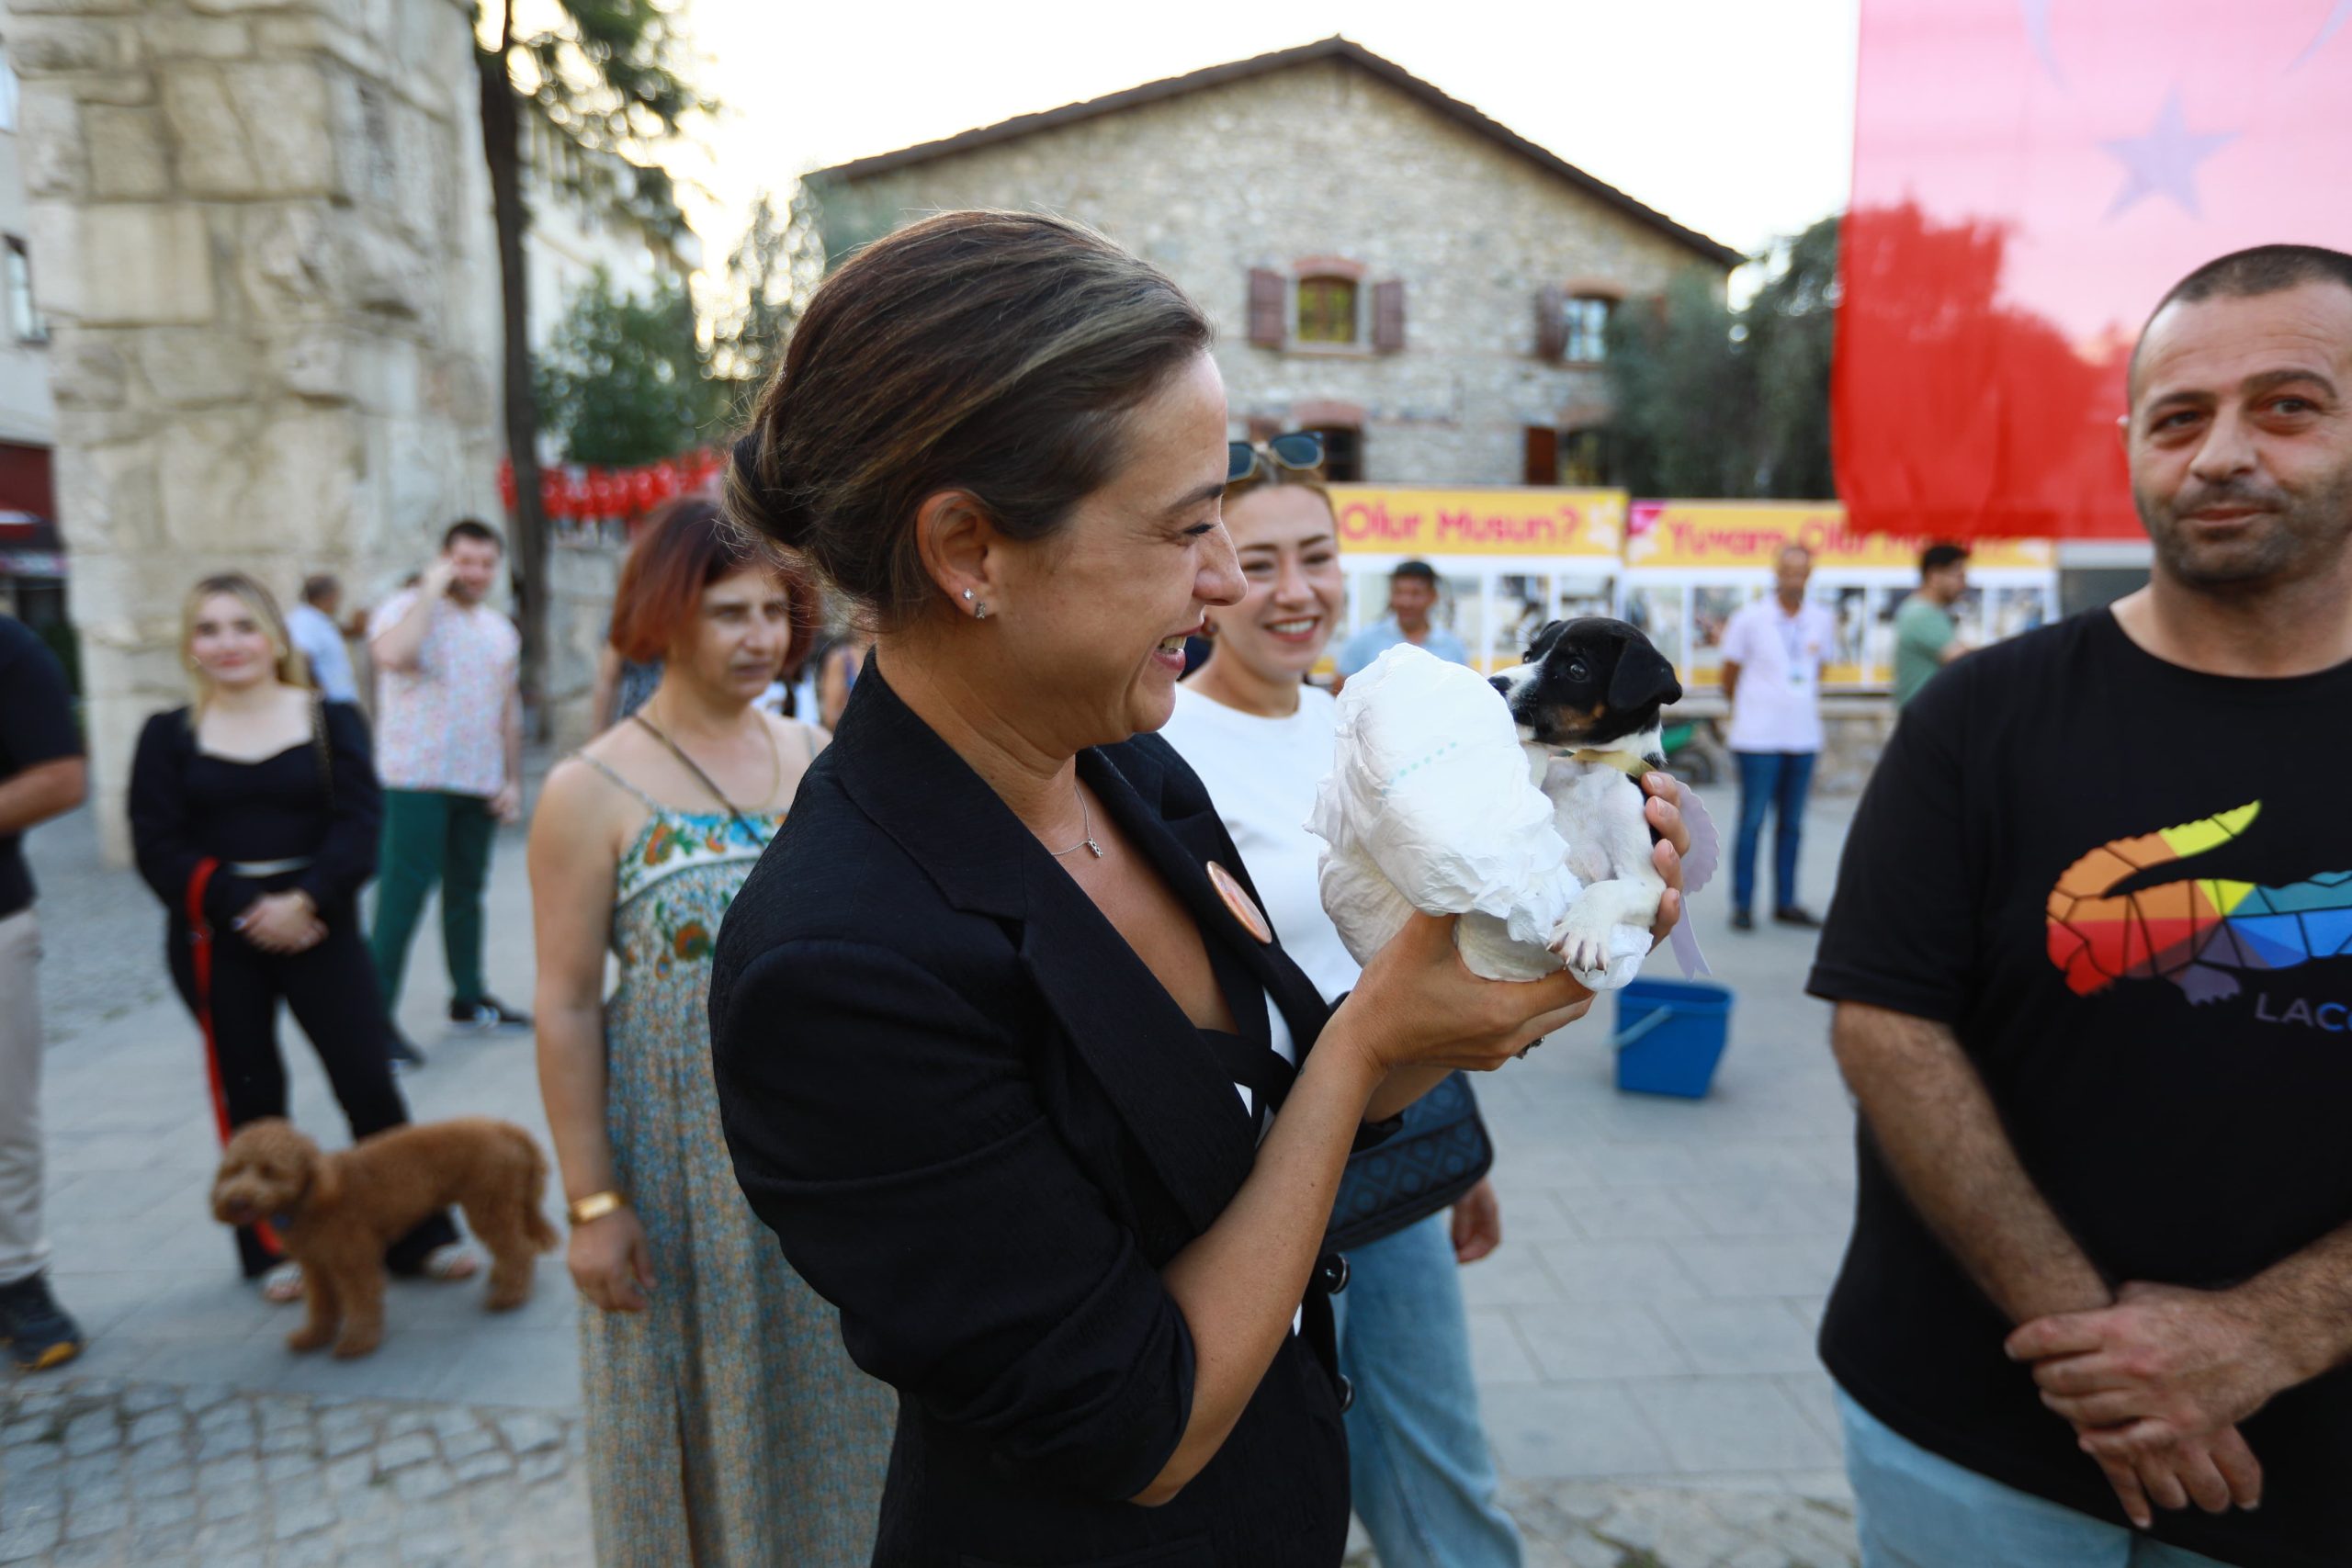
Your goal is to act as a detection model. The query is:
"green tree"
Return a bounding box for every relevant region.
[1608,270,1750,497]
[1743,215,1841,500]
[1606,214,1841,499]
[536,269,724,466]
[712,186,829,396]
[476,0,710,705]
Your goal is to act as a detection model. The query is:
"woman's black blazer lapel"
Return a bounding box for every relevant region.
[1091,735,1334,1057]
[828,663,1260,1235]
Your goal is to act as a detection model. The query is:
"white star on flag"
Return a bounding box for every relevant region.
[2100,87,2237,220]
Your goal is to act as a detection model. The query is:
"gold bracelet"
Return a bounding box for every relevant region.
[566,1190,626,1226]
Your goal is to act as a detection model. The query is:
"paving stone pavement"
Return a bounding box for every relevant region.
[19,773,1862,1566]
[0,1375,587,1567]
[1496,1479,1860,1568]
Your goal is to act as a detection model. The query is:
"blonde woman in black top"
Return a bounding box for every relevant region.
[129,573,469,1297]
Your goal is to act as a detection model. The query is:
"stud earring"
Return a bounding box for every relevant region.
[961,590,973,602]
[975,603,990,621]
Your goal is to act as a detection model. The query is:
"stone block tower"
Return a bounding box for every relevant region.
[5,0,502,860]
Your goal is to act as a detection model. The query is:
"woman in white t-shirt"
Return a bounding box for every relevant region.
[1159,450,1525,1568]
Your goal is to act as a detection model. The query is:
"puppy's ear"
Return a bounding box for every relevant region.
[1607,639,1683,712]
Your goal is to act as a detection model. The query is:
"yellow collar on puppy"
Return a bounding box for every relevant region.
[1564,748,1653,779]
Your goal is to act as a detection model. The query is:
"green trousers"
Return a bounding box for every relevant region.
[369,788,496,1016]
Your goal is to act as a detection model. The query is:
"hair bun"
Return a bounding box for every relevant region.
[728,430,808,548]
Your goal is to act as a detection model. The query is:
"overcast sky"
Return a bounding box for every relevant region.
[669,0,1861,281]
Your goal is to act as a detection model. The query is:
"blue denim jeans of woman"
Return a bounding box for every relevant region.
[1732,749,1818,916]
[1838,1390,2233,1568]
[1331,1211,1522,1568]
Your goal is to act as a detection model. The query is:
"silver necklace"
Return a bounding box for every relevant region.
[1049,786,1104,859]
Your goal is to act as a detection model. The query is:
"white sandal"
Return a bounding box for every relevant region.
[260,1261,304,1304]
[421,1245,480,1282]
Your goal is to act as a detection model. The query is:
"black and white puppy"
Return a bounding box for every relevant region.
[1488,617,1684,978]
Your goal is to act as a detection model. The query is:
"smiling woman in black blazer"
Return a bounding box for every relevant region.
[708,211,1689,1567]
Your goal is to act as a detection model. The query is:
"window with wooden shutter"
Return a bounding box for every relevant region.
[1563,298,1613,363]
[1295,276,1358,344]
[1306,425,1364,481]
[1559,427,1613,485]
[1534,286,1566,361]
[1248,268,1285,348]
[1372,279,1405,353]
[1522,426,1558,485]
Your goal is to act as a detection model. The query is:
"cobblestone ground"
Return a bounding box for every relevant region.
[1498,1479,1856,1568]
[0,1377,589,1567]
[1,1372,1855,1568]
[1337,1480,1856,1568]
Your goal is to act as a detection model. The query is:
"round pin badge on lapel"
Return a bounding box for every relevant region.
[1205,861,1273,944]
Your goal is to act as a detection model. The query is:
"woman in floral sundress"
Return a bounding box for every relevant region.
[528,498,893,1566]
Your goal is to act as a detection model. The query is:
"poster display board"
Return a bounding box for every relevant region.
[1325,486,1623,672]
[1620,501,2058,693]
[1306,490,2056,691]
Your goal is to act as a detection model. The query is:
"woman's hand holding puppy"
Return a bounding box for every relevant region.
[1340,912,1593,1076]
[1333,770,1693,1080]
[1644,771,1690,944]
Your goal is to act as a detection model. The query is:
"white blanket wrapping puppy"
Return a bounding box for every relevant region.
[1308,626,1718,989]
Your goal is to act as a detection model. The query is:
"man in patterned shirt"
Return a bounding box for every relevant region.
[368,519,531,1064]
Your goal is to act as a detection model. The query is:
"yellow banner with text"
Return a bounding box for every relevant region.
[1624,501,2056,570]
[1328,486,1625,559]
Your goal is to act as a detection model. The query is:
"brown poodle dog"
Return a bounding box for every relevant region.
[210,1117,559,1359]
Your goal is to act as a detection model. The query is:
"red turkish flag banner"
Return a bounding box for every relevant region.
[1836,0,2352,539]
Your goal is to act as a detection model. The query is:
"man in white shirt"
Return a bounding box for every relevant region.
[286,574,359,704]
[1718,544,1837,931]
[1333,560,1471,690]
[367,521,529,1062]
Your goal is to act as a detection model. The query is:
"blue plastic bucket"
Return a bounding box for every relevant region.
[1611,978,1733,1098]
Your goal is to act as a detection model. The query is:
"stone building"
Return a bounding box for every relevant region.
[5,0,503,857]
[0,48,62,640]
[518,102,698,364]
[814,36,1742,487]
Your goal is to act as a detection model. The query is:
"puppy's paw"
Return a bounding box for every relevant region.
[286,1324,331,1354]
[1547,910,1616,976]
[330,1329,381,1359]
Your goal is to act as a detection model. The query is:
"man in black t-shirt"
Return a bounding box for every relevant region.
[1811,244,2352,1568]
[0,614,87,1370]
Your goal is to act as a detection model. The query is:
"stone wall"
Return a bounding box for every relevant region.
[546,531,619,754]
[0,91,55,448]
[6,0,503,860]
[823,58,1731,485]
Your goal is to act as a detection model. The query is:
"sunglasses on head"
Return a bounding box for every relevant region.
[1227,431,1326,484]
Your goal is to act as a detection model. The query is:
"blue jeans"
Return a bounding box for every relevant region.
[1838,1389,2233,1568]
[1732,750,1816,915]
[1331,1212,1521,1568]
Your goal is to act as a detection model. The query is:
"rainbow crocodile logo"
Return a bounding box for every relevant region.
[2045,803,2352,1004]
